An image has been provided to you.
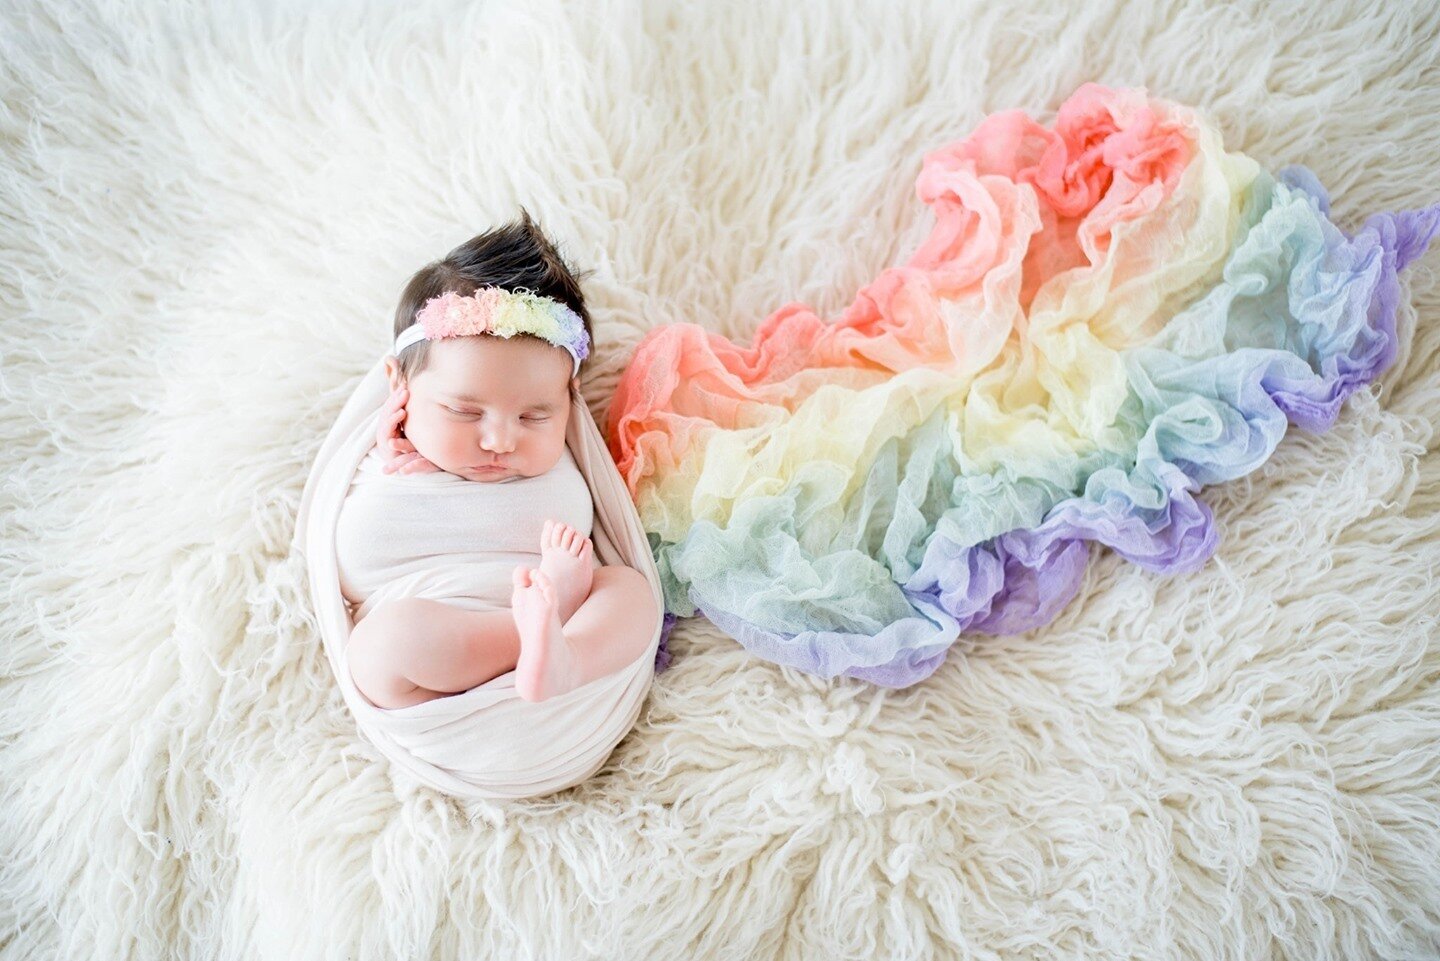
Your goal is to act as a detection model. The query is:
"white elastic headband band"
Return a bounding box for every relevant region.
[393,322,584,378]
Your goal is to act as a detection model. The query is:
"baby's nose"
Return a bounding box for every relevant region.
[480,424,516,453]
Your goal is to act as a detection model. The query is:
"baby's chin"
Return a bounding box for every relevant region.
[457,465,518,482]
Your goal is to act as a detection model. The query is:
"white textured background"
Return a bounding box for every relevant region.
[2,1,1437,958]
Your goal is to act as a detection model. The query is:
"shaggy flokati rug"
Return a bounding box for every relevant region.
[2,1,1437,959]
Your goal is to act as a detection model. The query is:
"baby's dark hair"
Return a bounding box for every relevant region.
[392,206,594,380]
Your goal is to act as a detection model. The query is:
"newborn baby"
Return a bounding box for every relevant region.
[334,285,657,710]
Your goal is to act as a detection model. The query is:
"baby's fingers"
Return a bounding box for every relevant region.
[380,389,406,421]
[376,403,407,446]
[382,451,421,474]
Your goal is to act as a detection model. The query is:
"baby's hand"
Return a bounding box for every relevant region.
[376,385,441,475]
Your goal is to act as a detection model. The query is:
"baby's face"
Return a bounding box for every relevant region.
[385,334,575,483]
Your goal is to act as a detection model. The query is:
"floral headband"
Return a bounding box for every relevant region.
[392,287,591,377]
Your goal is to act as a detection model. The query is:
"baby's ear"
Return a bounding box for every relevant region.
[383,354,404,392]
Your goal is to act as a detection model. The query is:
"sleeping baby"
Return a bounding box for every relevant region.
[333,216,658,710]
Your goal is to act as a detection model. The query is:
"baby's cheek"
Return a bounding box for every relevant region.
[548,426,570,461]
[407,414,459,462]
[435,424,475,463]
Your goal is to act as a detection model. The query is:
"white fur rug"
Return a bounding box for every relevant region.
[2,1,1438,958]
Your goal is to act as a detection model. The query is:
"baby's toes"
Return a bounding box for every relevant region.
[512,565,530,589]
[531,569,555,603]
[551,521,573,549]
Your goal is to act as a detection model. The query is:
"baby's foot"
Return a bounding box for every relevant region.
[511,567,582,703]
[537,519,594,624]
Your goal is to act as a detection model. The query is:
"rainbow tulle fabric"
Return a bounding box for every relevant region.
[606,84,1440,688]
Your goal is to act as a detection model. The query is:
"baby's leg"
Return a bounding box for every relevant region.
[347,599,521,709]
[512,564,657,702]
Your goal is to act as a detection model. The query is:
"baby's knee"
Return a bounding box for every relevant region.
[596,564,649,596]
[594,566,656,622]
[348,599,425,664]
[347,600,433,705]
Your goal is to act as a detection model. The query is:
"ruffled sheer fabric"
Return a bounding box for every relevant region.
[605,83,1440,688]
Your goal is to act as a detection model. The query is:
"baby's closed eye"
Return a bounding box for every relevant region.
[442,405,549,423]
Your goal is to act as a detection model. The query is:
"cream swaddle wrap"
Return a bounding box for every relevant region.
[293,354,664,801]
[334,443,600,623]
